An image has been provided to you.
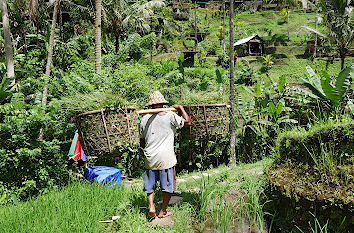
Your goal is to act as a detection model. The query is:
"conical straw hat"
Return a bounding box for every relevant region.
[146,91,169,106]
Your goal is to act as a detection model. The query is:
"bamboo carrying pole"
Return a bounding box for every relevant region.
[137,107,177,115]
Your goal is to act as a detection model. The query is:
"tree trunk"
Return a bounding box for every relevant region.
[340,52,345,70]
[313,7,318,63]
[115,35,120,54]
[223,0,226,53]
[95,0,102,73]
[39,0,60,140]
[287,6,289,40]
[194,0,197,51]
[42,0,60,107]
[229,0,236,164]
[1,0,15,80]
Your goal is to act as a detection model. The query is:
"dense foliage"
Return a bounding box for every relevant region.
[0,94,70,203]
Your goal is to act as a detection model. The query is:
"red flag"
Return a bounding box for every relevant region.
[72,135,82,161]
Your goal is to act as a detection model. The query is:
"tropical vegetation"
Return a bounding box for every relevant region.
[0,0,353,232]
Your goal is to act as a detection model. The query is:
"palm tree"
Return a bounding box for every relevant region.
[229,0,236,164]
[1,0,15,80]
[95,0,102,73]
[39,0,60,140]
[42,0,60,106]
[321,0,353,70]
[102,0,164,53]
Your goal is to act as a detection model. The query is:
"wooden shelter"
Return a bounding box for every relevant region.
[234,34,264,56]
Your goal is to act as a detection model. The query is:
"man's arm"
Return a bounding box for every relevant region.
[173,104,191,126]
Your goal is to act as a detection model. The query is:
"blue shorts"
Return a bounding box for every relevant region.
[143,167,175,194]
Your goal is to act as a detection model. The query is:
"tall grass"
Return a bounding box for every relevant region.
[1,159,272,233]
[210,195,238,233]
[305,141,350,185]
[239,176,269,233]
[196,176,238,233]
[296,212,329,233]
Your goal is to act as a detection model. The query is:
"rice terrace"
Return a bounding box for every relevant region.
[0,0,353,232]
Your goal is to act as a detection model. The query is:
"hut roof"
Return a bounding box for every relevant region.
[234,34,263,46]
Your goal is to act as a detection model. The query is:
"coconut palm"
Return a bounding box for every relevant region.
[42,0,60,106]
[38,0,60,140]
[102,0,165,53]
[95,0,102,73]
[229,0,236,164]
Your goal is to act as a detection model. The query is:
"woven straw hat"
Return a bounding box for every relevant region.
[146,91,169,106]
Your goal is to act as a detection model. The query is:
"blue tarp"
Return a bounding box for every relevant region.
[84,166,121,187]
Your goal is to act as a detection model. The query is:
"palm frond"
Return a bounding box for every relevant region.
[301,26,327,38]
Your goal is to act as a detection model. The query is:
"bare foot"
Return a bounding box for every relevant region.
[148,211,156,219]
[158,211,172,218]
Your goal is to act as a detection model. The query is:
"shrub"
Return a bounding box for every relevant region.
[119,33,156,61]
[197,39,217,56]
[178,135,230,171]
[0,94,70,202]
[235,127,273,163]
[112,63,168,106]
[216,52,229,68]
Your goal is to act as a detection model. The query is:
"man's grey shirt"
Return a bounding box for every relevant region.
[139,111,184,170]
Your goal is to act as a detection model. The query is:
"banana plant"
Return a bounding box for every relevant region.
[268,100,297,125]
[215,68,225,91]
[299,64,353,108]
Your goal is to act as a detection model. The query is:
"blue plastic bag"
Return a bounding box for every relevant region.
[84,166,121,187]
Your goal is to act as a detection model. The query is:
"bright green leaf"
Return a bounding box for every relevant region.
[269,102,276,117]
[278,75,286,93]
[254,83,261,98]
[276,102,283,117]
[321,76,339,106]
[335,63,353,99]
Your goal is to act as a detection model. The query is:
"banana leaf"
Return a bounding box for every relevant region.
[299,66,327,100]
[335,63,353,100]
[321,74,339,106]
[278,75,286,93]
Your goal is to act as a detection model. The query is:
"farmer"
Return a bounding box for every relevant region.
[139,91,190,219]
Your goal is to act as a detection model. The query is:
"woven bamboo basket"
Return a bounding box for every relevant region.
[181,104,230,139]
[74,104,230,158]
[74,107,139,156]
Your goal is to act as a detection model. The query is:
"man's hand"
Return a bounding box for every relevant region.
[173,104,191,126]
[172,104,180,110]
